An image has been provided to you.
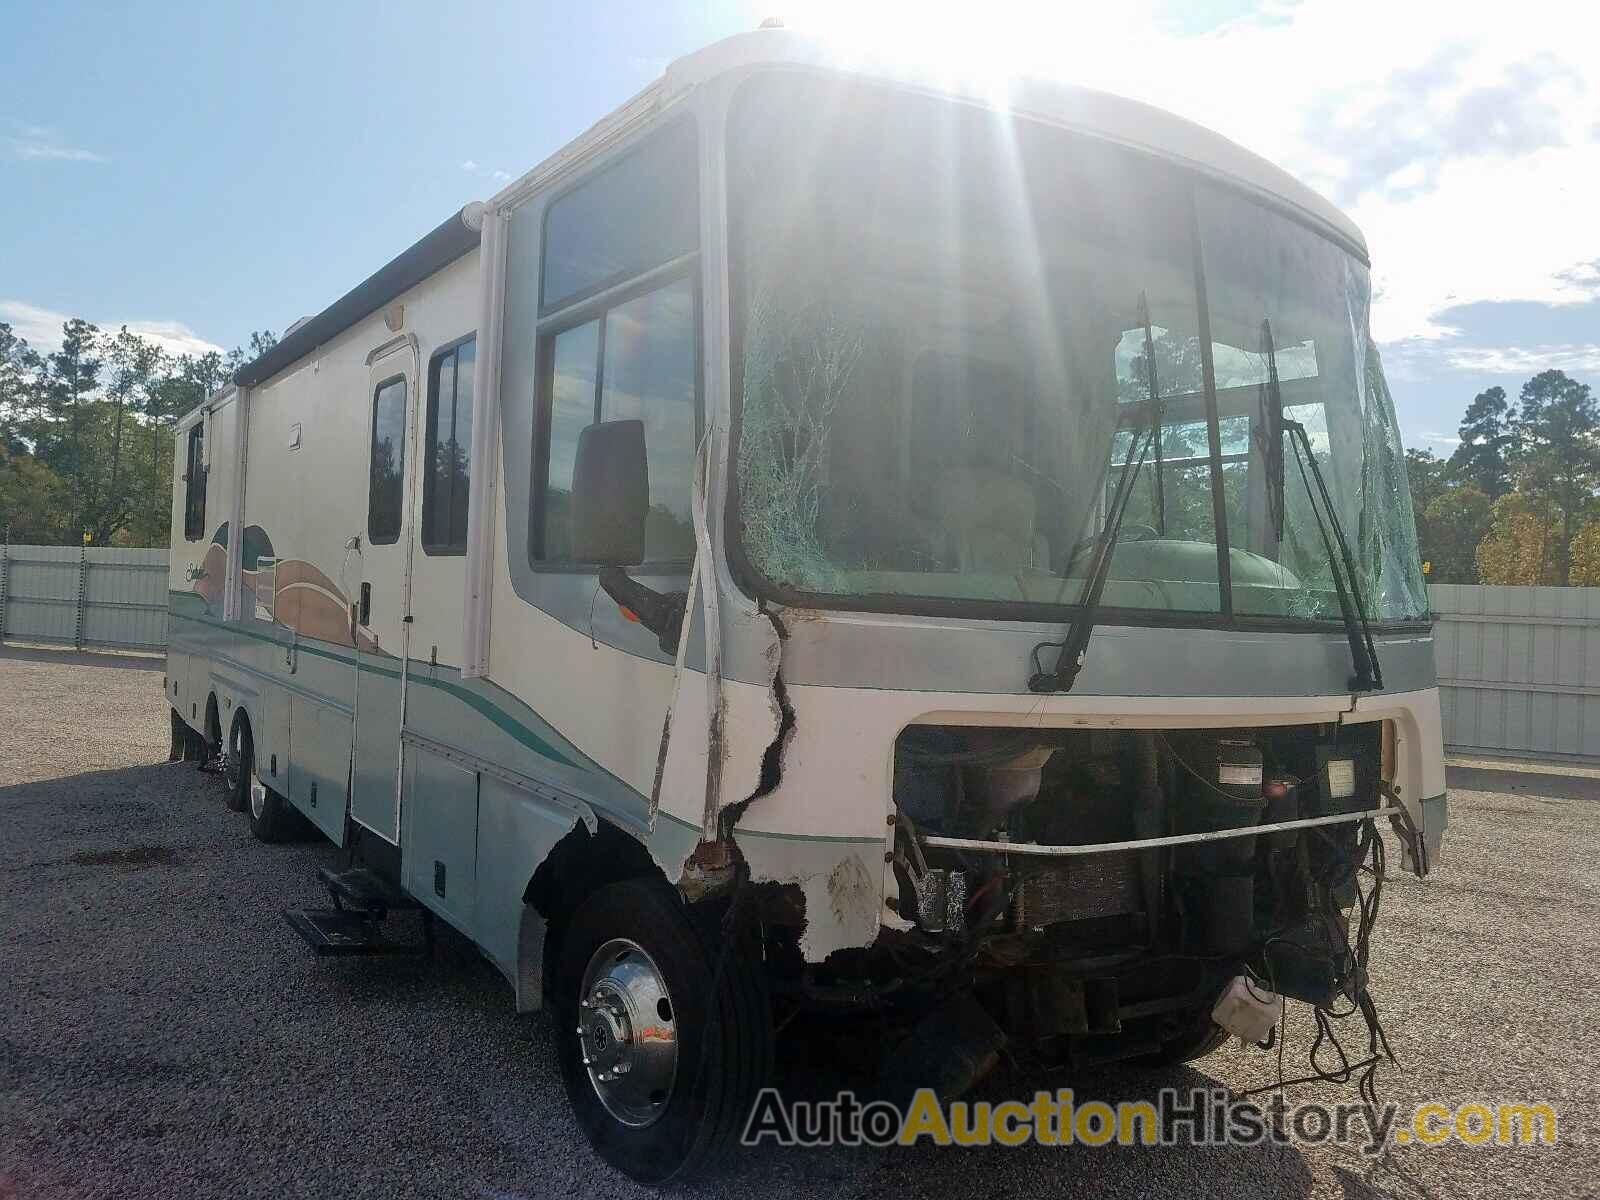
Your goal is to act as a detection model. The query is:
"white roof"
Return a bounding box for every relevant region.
[661,29,1367,260]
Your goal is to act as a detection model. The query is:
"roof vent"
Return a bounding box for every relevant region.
[758,16,785,29]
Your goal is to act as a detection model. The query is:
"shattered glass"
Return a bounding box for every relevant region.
[727,74,1428,625]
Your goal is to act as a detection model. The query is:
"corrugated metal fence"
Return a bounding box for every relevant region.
[0,543,168,653]
[1430,584,1600,762]
[1,543,1596,759]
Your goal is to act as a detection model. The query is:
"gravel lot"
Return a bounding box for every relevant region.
[2,645,1596,1199]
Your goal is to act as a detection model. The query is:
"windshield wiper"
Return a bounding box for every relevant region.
[1029,295,1161,694]
[1284,417,1384,692]
[1256,317,1382,692]
[1256,319,1285,547]
[1144,295,1166,535]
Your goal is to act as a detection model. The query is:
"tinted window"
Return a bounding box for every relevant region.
[536,279,698,564]
[423,339,475,554]
[539,321,601,561]
[599,279,696,560]
[368,376,407,545]
[183,423,206,541]
[541,118,698,312]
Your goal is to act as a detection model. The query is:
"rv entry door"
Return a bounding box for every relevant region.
[350,337,419,843]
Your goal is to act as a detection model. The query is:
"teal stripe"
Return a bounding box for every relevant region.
[171,599,892,850]
[170,605,579,770]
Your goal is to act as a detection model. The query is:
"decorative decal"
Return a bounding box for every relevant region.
[199,522,379,652]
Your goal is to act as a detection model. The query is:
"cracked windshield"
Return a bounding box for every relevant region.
[729,74,1427,622]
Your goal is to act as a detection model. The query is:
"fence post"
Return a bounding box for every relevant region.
[74,540,88,651]
[0,526,9,645]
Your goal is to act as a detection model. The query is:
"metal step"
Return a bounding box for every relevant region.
[316,866,416,918]
[283,908,423,957]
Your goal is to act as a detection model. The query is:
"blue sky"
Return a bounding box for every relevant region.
[3,0,1596,453]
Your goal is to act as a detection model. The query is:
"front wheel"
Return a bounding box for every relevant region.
[553,880,772,1185]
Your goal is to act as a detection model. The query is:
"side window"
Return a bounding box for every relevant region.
[533,119,700,567]
[368,376,407,545]
[599,281,697,559]
[536,279,698,563]
[541,117,698,312]
[422,338,475,555]
[540,321,600,562]
[183,422,206,541]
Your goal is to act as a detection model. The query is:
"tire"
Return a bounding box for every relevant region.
[553,880,772,1185]
[169,708,193,762]
[247,762,296,844]
[222,719,251,813]
[204,700,223,769]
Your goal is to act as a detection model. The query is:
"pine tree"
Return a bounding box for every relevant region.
[42,319,103,538]
[1509,370,1600,584]
[1449,386,1515,498]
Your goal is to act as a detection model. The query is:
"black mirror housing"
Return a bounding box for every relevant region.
[572,420,649,566]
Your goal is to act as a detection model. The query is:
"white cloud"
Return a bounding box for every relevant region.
[0,301,223,359]
[774,0,1600,348]
[1444,344,1600,375]
[460,159,511,184]
[5,121,106,163]
[116,320,227,359]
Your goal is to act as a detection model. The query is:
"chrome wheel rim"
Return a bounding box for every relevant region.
[249,768,265,820]
[577,937,678,1128]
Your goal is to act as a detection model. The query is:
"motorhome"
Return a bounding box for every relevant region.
[165,27,1447,1183]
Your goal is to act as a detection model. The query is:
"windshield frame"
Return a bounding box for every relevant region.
[721,69,1430,635]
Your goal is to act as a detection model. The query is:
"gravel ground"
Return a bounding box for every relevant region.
[1,645,1596,1199]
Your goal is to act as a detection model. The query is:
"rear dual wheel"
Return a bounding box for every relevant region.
[223,719,294,842]
[554,880,772,1185]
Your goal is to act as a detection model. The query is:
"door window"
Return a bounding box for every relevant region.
[368,375,407,545]
[422,339,475,555]
[183,422,206,541]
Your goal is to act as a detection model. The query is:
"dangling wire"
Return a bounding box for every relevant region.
[1239,818,1395,1122]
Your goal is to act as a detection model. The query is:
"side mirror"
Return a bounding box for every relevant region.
[571,419,649,566]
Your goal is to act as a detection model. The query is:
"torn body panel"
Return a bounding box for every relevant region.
[737,836,884,962]
[667,670,1446,965]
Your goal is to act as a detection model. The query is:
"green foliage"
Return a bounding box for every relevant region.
[0,317,271,546]
[1421,483,1492,584]
[1448,386,1515,498]
[0,443,70,543]
[1406,369,1599,586]
[1508,370,1600,584]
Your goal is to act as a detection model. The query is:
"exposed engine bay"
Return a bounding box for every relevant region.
[767,721,1421,1091]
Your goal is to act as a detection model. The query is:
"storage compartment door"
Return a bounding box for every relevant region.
[259,684,292,794]
[402,744,479,931]
[290,694,351,844]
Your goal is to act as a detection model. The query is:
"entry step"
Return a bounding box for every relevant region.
[283,908,423,957]
[317,866,416,917]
